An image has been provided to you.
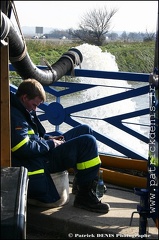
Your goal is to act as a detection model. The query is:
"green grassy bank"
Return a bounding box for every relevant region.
[26,40,155,74]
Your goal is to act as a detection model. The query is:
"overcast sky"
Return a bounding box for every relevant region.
[11,1,158,33]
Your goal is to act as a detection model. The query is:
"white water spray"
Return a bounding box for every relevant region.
[73,43,149,158]
[76,43,119,72]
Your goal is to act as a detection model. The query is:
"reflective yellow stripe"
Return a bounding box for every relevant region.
[28,129,35,135]
[11,136,29,152]
[28,169,44,176]
[77,156,101,170]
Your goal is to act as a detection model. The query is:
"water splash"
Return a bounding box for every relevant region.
[76,43,119,72]
[75,43,135,101]
[73,43,148,158]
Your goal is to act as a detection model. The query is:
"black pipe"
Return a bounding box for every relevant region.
[0,11,83,85]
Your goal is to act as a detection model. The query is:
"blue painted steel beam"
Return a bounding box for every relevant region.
[9,63,149,82]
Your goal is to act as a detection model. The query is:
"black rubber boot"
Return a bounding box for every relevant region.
[72,176,79,194]
[73,182,110,214]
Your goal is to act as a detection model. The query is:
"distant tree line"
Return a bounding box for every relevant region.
[107,30,155,42]
[44,30,155,43]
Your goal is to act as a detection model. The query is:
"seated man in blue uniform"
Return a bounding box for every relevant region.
[10,78,110,214]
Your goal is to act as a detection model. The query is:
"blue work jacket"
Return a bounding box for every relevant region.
[10,92,60,203]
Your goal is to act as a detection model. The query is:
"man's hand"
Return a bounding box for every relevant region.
[49,135,65,147]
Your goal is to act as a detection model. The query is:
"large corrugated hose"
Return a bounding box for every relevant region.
[0,11,83,85]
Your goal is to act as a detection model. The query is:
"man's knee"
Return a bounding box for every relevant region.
[83,124,93,134]
[81,134,96,144]
[78,124,93,135]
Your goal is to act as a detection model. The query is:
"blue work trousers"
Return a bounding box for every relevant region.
[47,124,101,185]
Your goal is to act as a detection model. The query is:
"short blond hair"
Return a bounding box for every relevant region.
[16,79,46,102]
